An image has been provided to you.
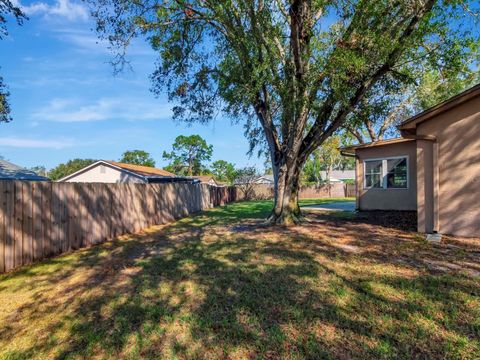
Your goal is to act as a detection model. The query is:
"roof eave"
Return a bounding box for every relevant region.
[57,160,147,182]
[339,138,415,153]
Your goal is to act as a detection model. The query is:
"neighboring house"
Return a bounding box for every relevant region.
[0,160,50,181]
[254,175,274,185]
[58,160,198,184]
[319,170,355,183]
[189,175,223,186]
[253,171,354,185]
[341,83,480,237]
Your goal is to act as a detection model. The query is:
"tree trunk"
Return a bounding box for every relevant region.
[267,157,303,225]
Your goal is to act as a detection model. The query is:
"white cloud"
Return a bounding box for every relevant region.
[0,137,75,149]
[52,28,154,57]
[53,28,109,53]
[32,97,174,122]
[13,0,89,22]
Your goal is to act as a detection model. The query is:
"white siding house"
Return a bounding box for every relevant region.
[58,160,194,184]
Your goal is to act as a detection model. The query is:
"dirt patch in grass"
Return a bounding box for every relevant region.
[0,200,479,359]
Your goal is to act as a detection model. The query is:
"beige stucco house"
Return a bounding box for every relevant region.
[342,84,480,237]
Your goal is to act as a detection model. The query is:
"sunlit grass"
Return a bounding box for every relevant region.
[0,199,479,359]
[299,197,355,206]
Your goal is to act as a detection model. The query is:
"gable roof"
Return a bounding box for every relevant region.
[0,160,50,181]
[252,175,274,184]
[340,138,415,155]
[58,160,176,182]
[398,83,480,131]
[105,161,175,177]
[188,175,218,185]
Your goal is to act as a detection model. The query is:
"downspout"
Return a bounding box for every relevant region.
[400,130,439,233]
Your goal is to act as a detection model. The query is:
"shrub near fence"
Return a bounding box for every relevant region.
[0,181,239,274]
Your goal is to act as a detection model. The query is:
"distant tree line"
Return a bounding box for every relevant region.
[29,133,357,184]
[33,135,259,184]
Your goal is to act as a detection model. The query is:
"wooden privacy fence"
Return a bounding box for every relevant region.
[249,183,356,199]
[0,181,239,274]
[345,184,355,198]
[299,183,355,198]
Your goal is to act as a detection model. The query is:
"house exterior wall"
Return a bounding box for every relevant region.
[416,140,434,233]
[356,141,417,211]
[62,163,146,183]
[416,95,480,237]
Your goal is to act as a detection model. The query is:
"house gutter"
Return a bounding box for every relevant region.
[399,129,437,142]
[340,150,357,157]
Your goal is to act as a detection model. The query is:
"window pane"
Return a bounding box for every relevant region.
[365,160,382,188]
[365,160,382,175]
[387,158,406,173]
[366,174,382,188]
[386,158,407,188]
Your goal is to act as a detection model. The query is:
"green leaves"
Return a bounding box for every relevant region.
[0,0,26,39]
[162,135,213,176]
[120,150,156,167]
[89,0,479,203]
[0,74,11,123]
[211,160,237,184]
[48,159,98,181]
[1,1,26,123]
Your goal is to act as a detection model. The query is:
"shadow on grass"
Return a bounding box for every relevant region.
[0,201,479,359]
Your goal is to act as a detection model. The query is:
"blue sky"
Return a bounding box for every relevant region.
[0,0,263,171]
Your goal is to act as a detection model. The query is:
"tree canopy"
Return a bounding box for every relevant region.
[49,159,98,181]
[345,62,480,144]
[120,150,156,167]
[89,0,480,224]
[210,160,237,184]
[301,134,354,185]
[0,0,26,123]
[29,165,48,177]
[163,135,213,176]
[233,166,260,200]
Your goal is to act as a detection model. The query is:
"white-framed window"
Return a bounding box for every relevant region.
[365,160,382,188]
[364,156,408,189]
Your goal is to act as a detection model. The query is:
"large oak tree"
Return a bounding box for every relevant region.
[89,0,479,224]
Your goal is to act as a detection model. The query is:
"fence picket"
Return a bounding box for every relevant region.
[41,182,52,257]
[22,182,33,264]
[4,181,14,271]
[32,182,42,260]
[13,181,24,268]
[0,182,5,272]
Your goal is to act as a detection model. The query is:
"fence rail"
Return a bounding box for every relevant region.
[246,183,355,200]
[0,181,238,274]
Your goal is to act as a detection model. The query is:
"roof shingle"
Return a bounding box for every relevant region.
[106,161,176,177]
[0,160,50,181]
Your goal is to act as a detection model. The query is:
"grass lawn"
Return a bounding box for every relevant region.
[0,199,479,359]
[299,197,355,206]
